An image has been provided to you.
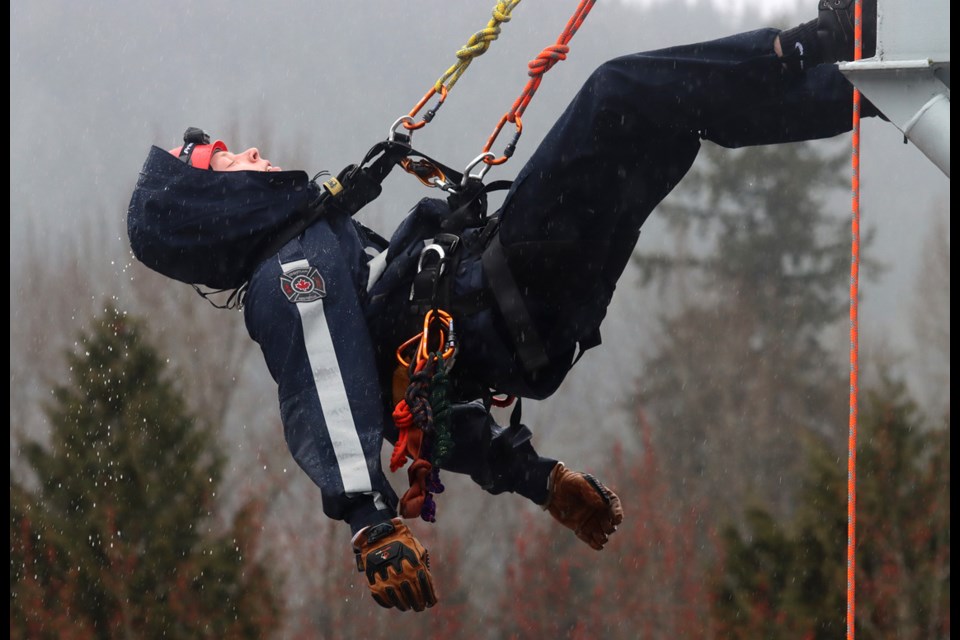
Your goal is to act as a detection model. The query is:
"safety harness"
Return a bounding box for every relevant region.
[252,0,597,523]
[377,0,597,523]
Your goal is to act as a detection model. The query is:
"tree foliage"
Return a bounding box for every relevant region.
[633,140,874,522]
[10,303,282,639]
[711,375,950,639]
[493,413,715,640]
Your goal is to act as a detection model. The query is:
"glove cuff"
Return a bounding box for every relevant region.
[542,461,565,509]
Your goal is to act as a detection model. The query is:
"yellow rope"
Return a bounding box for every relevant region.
[433,0,523,94]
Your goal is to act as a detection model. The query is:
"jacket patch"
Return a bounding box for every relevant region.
[281,267,327,303]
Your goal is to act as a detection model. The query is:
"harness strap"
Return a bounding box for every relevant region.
[409,179,511,318]
[409,232,462,311]
[443,178,514,233]
[249,140,412,275]
[323,139,413,216]
[481,234,550,373]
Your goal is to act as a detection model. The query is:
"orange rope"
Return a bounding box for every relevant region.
[391,390,417,472]
[847,1,864,638]
[481,0,596,165]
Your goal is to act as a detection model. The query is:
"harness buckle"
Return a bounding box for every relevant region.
[409,234,461,303]
[417,243,447,276]
[388,116,415,145]
[462,152,495,186]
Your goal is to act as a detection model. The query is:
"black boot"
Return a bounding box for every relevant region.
[779,0,877,72]
[817,0,877,63]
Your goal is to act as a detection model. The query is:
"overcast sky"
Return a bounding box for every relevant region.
[10,0,949,384]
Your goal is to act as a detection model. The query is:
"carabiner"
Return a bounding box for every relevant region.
[481,114,523,166]
[404,85,449,131]
[462,152,496,186]
[418,309,456,363]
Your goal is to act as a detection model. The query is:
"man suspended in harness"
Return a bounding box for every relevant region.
[127,0,878,613]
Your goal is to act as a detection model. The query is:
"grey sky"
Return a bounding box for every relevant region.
[10,0,949,380]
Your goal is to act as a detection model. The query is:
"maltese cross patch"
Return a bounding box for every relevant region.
[280,266,327,303]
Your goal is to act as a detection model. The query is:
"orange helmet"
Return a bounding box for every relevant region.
[169,127,227,170]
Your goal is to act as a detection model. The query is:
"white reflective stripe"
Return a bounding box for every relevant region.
[295,285,374,497]
[365,250,388,292]
[281,258,310,274]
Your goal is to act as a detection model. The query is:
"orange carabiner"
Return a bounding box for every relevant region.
[404,85,449,131]
[396,309,457,370]
[481,114,523,166]
[417,309,456,362]
[395,333,423,370]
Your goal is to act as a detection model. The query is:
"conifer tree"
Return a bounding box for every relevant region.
[633,140,874,522]
[10,303,281,639]
[710,376,950,639]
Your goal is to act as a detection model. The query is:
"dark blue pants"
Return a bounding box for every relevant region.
[388,28,877,523]
[483,28,874,395]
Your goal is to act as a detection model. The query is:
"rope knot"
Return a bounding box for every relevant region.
[529,45,569,76]
[460,26,501,60]
[492,1,515,23]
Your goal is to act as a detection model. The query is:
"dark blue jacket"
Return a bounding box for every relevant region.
[127,148,559,531]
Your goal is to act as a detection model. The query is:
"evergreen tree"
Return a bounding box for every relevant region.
[10,304,282,639]
[632,140,875,522]
[710,375,950,639]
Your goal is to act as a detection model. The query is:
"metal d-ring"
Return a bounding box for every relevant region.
[417,243,447,274]
[462,152,495,187]
[389,116,416,143]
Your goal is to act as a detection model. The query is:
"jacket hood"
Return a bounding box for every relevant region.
[127,146,314,290]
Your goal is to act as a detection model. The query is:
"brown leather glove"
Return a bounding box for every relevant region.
[544,462,624,550]
[353,518,437,611]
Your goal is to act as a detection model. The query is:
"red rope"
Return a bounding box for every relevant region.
[847,1,864,638]
[482,0,597,164]
[391,400,415,472]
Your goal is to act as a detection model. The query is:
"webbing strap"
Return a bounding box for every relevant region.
[250,140,411,272]
[481,234,549,373]
[443,178,513,233]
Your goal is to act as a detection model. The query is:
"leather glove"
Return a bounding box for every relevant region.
[353,518,438,611]
[545,462,624,550]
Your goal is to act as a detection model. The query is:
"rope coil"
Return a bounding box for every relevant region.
[391,310,458,522]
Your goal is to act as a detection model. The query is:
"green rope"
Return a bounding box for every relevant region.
[429,356,453,467]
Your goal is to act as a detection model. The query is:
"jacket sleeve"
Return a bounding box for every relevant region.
[243,218,398,533]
